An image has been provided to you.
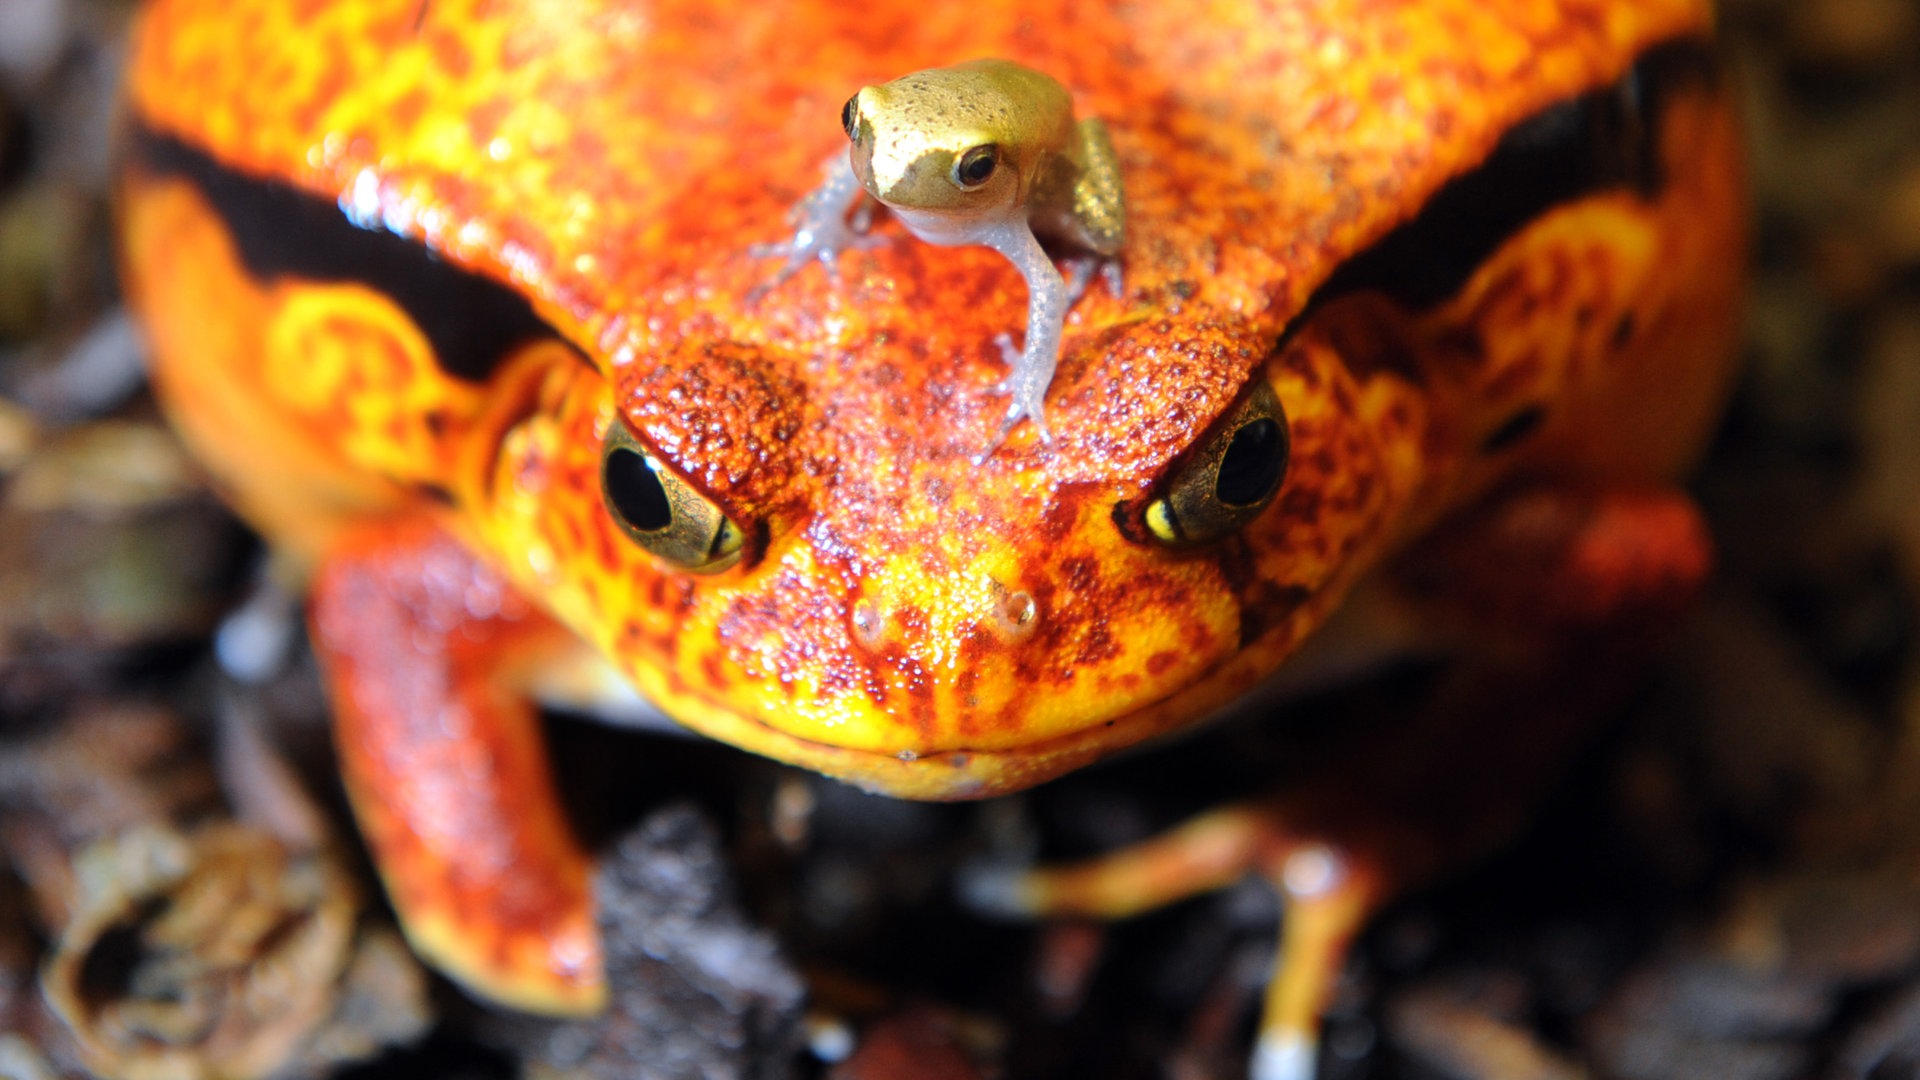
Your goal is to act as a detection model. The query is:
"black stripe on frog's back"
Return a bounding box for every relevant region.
[122,122,564,385]
[1309,37,1720,312]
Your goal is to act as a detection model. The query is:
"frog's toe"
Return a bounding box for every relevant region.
[973,393,1051,463]
[991,330,1022,368]
[403,884,606,1017]
[1250,1032,1317,1080]
[955,861,1037,917]
[1010,393,1053,443]
[1061,257,1124,305]
[743,252,803,304]
[842,223,887,250]
[1063,259,1095,304]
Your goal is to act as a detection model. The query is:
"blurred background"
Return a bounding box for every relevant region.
[1,0,1918,1077]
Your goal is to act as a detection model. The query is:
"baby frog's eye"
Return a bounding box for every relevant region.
[953,145,998,190]
[1144,380,1289,548]
[601,421,745,573]
[841,95,860,141]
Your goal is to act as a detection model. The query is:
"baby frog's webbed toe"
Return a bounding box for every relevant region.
[749,152,882,298]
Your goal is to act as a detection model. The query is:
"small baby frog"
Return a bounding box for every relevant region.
[758,59,1125,451]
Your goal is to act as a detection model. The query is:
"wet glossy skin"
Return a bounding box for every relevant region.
[118,0,1744,1030]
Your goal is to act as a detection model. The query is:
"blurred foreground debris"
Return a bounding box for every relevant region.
[496,805,806,1080]
[39,824,415,1080]
[829,1005,995,1080]
[1387,980,1584,1080]
[0,696,431,1080]
[1585,871,1920,1080]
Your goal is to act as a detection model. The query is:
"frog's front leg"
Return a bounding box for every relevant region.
[968,485,1714,1080]
[1067,117,1126,259]
[309,518,604,1015]
[979,222,1072,455]
[750,152,883,297]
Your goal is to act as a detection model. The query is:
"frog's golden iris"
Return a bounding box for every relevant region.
[600,420,744,574]
[952,144,1000,189]
[1144,379,1291,548]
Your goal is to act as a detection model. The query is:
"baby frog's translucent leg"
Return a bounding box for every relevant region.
[748,152,882,300]
[976,221,1070,459]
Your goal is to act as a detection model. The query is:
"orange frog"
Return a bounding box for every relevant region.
[117,0,1744,1075]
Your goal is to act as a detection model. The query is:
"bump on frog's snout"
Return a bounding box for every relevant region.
[1144,379,1290,548]
[846,579,1042,656]
[600,421,744,574]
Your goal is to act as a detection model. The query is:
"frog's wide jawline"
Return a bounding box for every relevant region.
[639,570,1341,802]
[658,641,1292,801]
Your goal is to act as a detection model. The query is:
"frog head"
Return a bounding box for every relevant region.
[538,291,1431,800]
[844,59,1076,229]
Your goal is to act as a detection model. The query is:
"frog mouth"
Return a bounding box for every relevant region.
[592,571,1340,802]
[648,662,1277,801]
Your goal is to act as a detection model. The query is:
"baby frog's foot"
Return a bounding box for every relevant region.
[1061,255,1125,305]
[974,331,1054,463]
[748,153,882,302]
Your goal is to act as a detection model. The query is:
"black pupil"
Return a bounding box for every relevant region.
[961,149,996,184]
[841,97,859,140]
[604,447,674,532]
[1214,418,1285,508]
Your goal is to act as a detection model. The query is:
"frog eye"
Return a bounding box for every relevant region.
[952,145,998,190]
[601,421,745,573]
[1144,380,1289,548]
[841,95,860,141]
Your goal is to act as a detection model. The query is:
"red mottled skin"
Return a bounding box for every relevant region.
[116,0,1743,1054]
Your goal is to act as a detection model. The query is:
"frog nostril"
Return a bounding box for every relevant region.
[993,589,1039,641]
[850,598,888,649]
[1005,591,1036,625]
